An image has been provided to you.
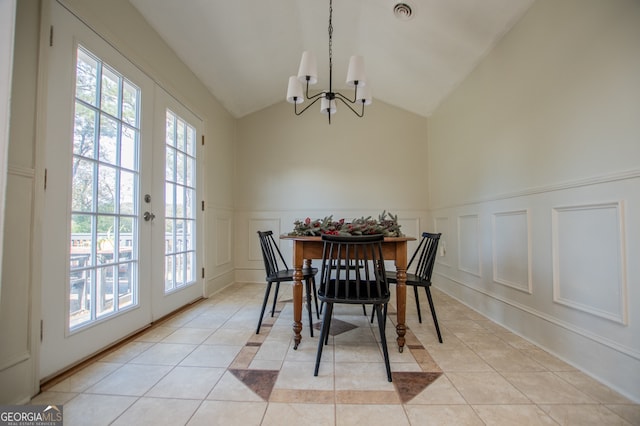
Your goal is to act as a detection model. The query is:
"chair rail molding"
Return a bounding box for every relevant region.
[431,168,640,211]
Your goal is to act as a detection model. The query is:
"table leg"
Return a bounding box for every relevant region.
[395,268,407,352]
[292,267,303,349]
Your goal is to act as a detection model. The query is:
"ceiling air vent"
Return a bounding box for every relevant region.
[393,2,414,21]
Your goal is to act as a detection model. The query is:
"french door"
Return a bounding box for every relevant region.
[40,1,202,379]
[150,90,203,318]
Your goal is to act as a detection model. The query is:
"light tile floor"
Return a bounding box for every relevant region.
[30,283,640,425]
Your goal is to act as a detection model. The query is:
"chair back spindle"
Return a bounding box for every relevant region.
[318,234,389,304]
[258,230,289,279]
[409,232,440,283]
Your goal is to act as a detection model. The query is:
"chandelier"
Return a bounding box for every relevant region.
[286,0,372,124]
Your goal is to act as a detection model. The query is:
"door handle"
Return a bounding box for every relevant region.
[143,211,155,222]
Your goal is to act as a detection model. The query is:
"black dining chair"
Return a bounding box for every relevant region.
[256,230,319,336]
[314,234,392,382]
[387,232,443,343]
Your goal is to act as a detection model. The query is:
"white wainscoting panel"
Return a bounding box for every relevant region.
[492,209,532,293]
[434,216,451,267]
[0,173,33,371]
[215,216,232,266]
[552,202,627,324]
[429,173,639,401]
[458,214,481,277]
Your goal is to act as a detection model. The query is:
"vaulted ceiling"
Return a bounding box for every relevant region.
[128,0,535,118]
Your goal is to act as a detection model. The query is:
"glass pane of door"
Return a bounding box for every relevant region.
[69,46,140,330]
[164,110,197,293]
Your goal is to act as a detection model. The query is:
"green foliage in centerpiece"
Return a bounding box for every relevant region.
[289,211,403,237]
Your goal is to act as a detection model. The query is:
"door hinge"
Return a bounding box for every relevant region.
[201,135,205,146]
[49,25,54,47]
[201,267,205,279]
[44,168,48,190]
[201,200,205,211]
[40,320,44,342]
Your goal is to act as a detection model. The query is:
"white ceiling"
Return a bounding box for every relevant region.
[128,0,535,118]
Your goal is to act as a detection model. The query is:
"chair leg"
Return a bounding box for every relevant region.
[256,282,273,334]
[424,286,443,343]
[305,278,314,337]
[271,282,281,317]
[374,304,392,382]
[383,302,388,329]
[324,304,332,346]
[413,285,423,323]
[314,302,333,376]
[370,302,389,325]
[312,277,320,319]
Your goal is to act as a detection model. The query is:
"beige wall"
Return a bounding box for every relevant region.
[427,0,640,401]
[234,99,429,283]
[429,0,640,208]
[237,100,427,211]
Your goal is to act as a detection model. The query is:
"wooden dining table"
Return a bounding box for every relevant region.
[280,235,415,352]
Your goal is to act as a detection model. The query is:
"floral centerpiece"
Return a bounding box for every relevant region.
[289,211,403,237]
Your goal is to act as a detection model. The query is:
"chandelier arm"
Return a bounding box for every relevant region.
[294,96,324,116]
[334,96,365,118]
[333,89,359,104]
[305,91,326,101]
[302,78,326,101]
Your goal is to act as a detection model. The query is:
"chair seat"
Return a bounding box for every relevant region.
[318,279,389,304]
[386,271,430,287]
[268,267,318,283]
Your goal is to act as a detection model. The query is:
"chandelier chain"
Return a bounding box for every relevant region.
[328,0,333,69]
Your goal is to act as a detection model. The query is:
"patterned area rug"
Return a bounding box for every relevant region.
[229,298,443,403]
